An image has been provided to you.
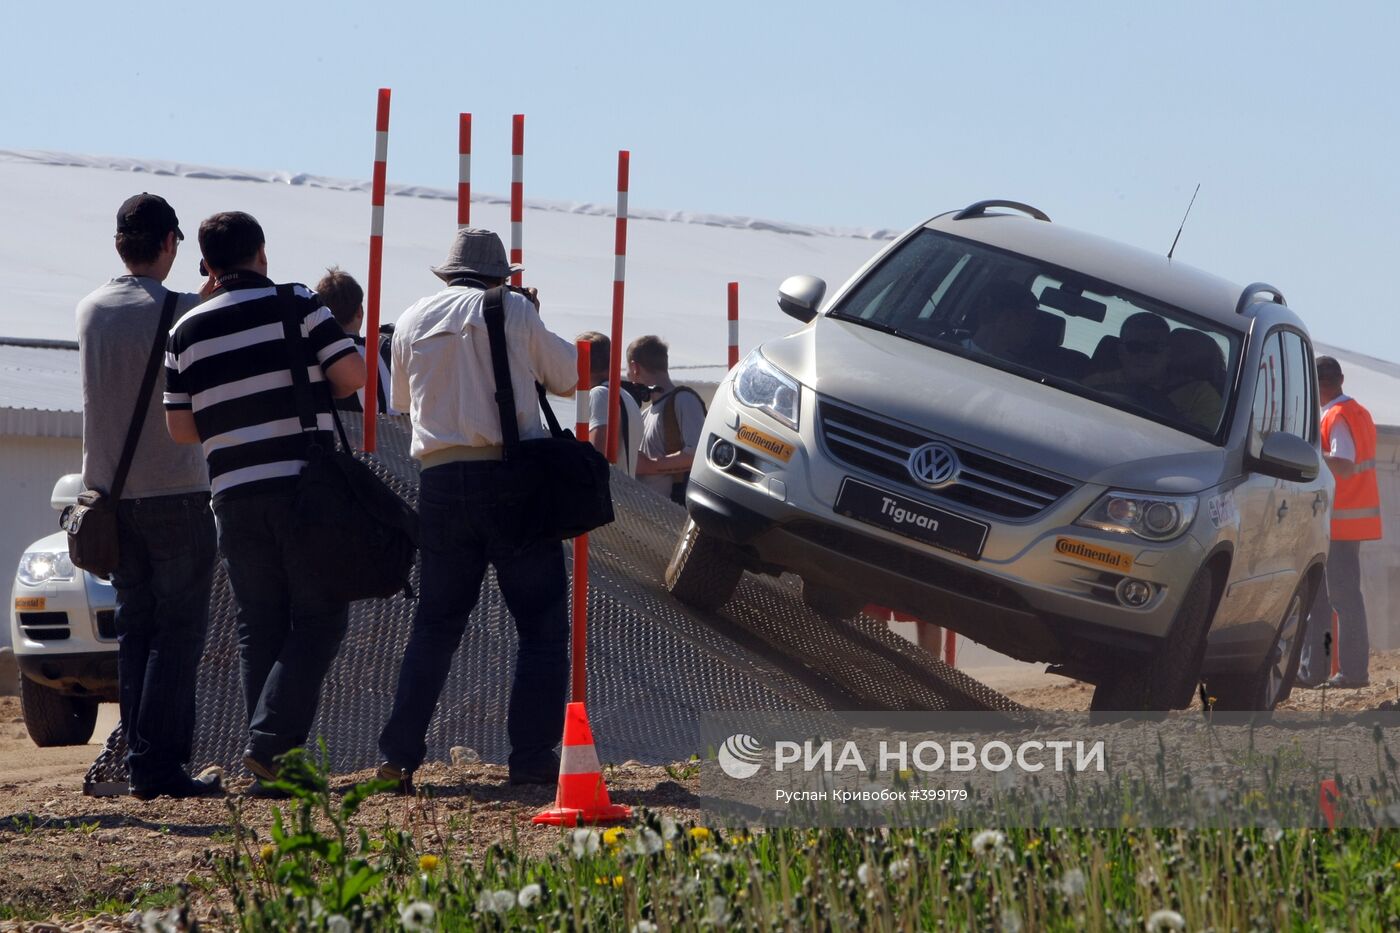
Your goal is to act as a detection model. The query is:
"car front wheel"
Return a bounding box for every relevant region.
[665,519,745,611]
[19,675,99,747]
[1205,580,1310,712]
[1090,566,1215,713]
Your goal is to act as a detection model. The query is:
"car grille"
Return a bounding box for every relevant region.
[18,611,71,641]
[816,399,1076,520]
[95,609,117,640]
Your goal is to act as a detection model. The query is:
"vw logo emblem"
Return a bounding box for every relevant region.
[907,442,959,489]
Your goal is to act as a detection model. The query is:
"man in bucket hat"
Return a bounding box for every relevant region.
[376,227,578,792]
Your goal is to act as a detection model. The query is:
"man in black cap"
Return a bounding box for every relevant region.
[75,194,221,798]
[376,227,577,792]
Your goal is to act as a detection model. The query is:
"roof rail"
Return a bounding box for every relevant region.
[953,200,1051,222]
[1234,282,1286,316]
[0,336,78,351]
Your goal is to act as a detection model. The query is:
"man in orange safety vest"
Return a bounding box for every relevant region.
[1298,355,1383,689]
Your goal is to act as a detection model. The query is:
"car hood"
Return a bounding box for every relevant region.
[25,531,68,553]
[764,319,1228,492]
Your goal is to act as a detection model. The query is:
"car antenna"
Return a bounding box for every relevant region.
[1166,183,1200,260]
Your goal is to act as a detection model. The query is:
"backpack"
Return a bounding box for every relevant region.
[658,385,707,455]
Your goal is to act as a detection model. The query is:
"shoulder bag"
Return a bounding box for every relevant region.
[278,285,418,601]
[61,291,179,579]
[483,286,614,542]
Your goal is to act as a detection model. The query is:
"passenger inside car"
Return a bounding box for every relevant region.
[1082,312,1177,417]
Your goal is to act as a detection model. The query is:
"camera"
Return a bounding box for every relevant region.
[198,258,208,277]
[620,379,653,407]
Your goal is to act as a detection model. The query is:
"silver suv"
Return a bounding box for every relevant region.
[665,200,1331,712]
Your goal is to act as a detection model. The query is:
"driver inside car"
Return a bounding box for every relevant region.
[952,280,1041,363]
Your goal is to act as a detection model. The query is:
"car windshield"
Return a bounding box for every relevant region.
[827,229,1242,441]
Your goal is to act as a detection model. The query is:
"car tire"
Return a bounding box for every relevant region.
[1090,566,1215,713]
[665,519,745,612]
[1205,580,1310,712]
[19,675,99,747]
[802,581,864,622]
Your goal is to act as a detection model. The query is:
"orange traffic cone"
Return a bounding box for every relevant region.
[532,702,632,826]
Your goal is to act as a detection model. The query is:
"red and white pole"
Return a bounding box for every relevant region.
[363,87,391,453]
[510,114,524,287]
[572,341,592,702]
[727,281,740,369]
[604,150,630,464]
[944,629,957,667]
[457,113,471,228]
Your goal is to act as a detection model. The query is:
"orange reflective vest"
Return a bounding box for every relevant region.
[1322,397,1383,541]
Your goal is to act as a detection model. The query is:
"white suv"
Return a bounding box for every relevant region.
[10,474,117,745]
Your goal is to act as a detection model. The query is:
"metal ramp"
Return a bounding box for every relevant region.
[87,414,1017,787]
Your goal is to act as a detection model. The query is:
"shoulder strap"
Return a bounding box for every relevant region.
[277,284,351,452]
[482,286,522,454]
[109,290,179,499]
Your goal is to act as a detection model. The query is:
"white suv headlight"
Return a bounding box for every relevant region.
[1075,492,1198,542]
[732,351,801,430]
[17,550,76,586]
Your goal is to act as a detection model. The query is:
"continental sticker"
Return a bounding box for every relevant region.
[735,423,795,462]
[14,596,45,611]
[1054,537,1134,573]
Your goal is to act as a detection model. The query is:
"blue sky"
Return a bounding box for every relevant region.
[5,1,1399,358]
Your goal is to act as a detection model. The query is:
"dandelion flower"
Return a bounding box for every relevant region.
[326,916,351,933]
[971,829,1006,858]
[603,827,626,847]
[630,827,664,856]
[399,900,436,931]
[613,874,625,887]
[1146,909,1186,932]
[631,923,658,933]
[517,883,542,909]
[1001,910,1023,933]
[477,890,515,914]
[888,858,911,881]
[1058,868,1086,898]
[898,768,914,781]
[660,816,681,840]
[572,828,601,859]
[857,862,875,885]
[259,844,276,863]
[689,826,712,841]
[418,853,439,872]
[707,895,728,924]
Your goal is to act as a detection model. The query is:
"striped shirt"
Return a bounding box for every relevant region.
[163,272,357,503]
[335,331,398,416]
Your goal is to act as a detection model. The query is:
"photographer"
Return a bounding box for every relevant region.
[376,227,577,793]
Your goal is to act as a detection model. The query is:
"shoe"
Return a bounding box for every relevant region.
[376,761,415,796]
[1295,677,1327,690]
[1326,673,1371,689]
[242,778,290,799]
[509,752,561,786]
[242,752,279,783]
[131,772,225,801]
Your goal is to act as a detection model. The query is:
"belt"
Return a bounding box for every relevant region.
[418,445,505,469]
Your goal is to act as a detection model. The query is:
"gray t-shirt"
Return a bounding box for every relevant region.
[587,384,643,477]
[77,276,208,499]
[638,385,706,496]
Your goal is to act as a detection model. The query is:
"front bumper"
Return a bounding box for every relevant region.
[17,650,119,700]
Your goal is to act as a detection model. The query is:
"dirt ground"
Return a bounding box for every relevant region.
[0,695,701,930]
[3,651,1398,929]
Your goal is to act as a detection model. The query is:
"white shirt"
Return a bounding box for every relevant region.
[588,384,643,477]
[1324,394,1356,462]
[391,285,577,460]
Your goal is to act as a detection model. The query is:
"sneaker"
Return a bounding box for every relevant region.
[509,752,561,786]
[1326,673,1371,689]
[376,761,415,796]
[131,771,225,801]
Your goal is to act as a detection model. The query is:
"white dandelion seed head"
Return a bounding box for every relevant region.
[399,900,436,931]
[326,915,351,933]
[1058,868,1086,897]
[971,829,1007,857]
[571,828,601,858]
[888,858,911,882]
[1146,908,1186,932]
[517,883,542,909]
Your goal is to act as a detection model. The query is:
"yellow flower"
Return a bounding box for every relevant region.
[1027,838,1041,850]
[259,844,276,863]
[594,876,607,886]
[898,769,914,781]
[689,827,712,841]
[613,875,625,887]
[1393,860,1400,870]
[603,827,626,847]
[729,832,751,846]
[419,854,439,872]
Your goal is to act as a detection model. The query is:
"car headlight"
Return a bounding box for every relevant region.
[1075,492,1198,542]
[17,550,76,586]
[732,351,801,430]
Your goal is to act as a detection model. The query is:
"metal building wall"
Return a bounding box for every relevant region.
[1364,430,1400,650]
[0,434,80,647]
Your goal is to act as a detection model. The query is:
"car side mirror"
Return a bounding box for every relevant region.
[1251,432,1320,482]
[778,275,826,324]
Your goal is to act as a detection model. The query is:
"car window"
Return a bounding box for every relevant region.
[1249,331,1285,457]
[827,228,1243,441]
[1280,331,1316,443]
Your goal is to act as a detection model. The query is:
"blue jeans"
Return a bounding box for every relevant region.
[215,493,350,764]
[111,492,216,790]
[1298,539,1370,683]
[379,461,570,773]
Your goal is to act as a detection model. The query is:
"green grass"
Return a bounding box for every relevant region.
[178,748,1400,932]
